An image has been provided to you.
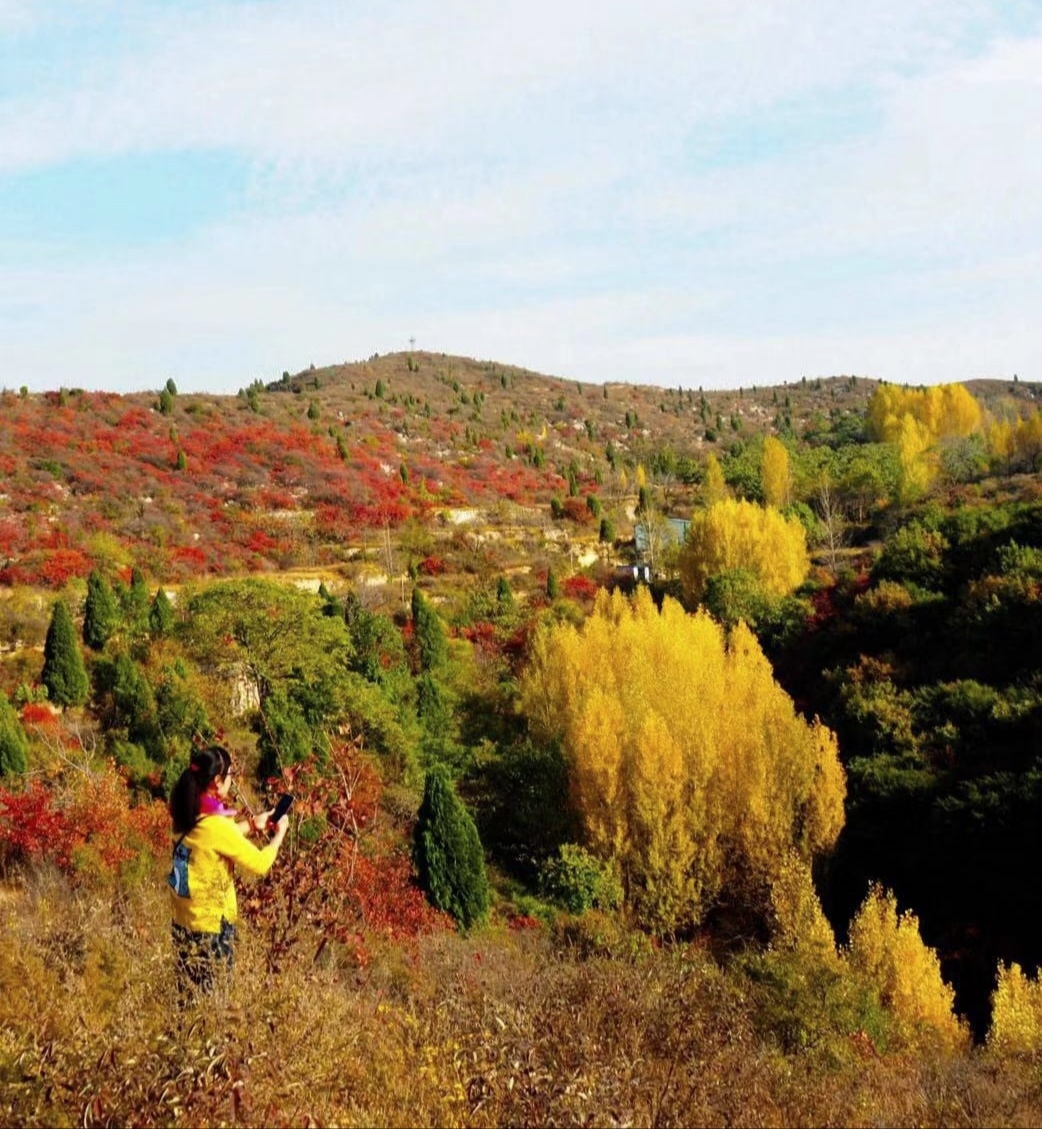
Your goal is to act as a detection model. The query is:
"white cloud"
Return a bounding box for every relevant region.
[1,1,1041,392]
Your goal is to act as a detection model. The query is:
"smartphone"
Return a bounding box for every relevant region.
[268,792,294,831]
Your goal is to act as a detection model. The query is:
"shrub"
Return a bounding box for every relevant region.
[539,843,623,914]
[872,522,949,591]
[242,742,449,970]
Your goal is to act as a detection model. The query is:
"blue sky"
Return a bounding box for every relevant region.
[1,0,1040,394]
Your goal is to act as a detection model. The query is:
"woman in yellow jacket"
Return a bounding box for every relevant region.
[168,744,288,995]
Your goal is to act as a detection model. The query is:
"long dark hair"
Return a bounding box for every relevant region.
[169,745,232,835]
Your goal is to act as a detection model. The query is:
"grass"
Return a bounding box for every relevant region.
[3,867,1042,1128]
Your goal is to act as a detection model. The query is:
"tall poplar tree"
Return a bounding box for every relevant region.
[761,436,792,509]
[42,600,89,708]
[521,587,845,937]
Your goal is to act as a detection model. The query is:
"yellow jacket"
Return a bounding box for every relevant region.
[168,814,279,934]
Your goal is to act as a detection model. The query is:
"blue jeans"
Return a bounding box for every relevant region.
[172,919,236,999]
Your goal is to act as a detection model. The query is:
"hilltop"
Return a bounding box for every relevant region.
[2,351,1038,598]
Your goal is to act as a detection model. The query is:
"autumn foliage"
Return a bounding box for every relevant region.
[679,498,810,605]
[846,885,968,1052]
[987,961,1042,1055]
[866,383,984,500]
[240,739,451,969]
[0,760,168,883]
[520,587,845,935]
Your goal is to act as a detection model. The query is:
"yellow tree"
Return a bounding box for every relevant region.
[896,414,936,502]
[520,588,845,935]
[846,886,968,1051]
[679,498,808,605]
[761,436,791,508]
[986,419,1015,475]
[866,383,982,445]
[701,453,727,507]
[1015,411,1042,471]
[988,962,1042,1055]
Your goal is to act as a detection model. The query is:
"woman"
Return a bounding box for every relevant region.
[168,744,288,995]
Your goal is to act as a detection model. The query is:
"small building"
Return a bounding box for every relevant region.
[610,563,652,592]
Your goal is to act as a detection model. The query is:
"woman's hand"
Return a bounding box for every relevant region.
[252,810,274,834]
[270,814,289,848]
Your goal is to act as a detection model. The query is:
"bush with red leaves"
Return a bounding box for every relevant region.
[241,738,451,970]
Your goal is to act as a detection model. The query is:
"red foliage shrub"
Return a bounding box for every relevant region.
[39,548,93,588]
[242,740,451,970]
[0,762,167,883]
[418,555,446,576]
[19,703,58,727]
[66,764,169,878]
[172,545,208,567]
[0,781,80,869]
[563,574,600,601]
[560,497,594,524]
[508,914,543,931]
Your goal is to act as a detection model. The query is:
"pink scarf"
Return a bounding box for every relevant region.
[200,793,238,818]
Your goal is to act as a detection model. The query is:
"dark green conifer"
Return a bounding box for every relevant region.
[411,588,447,673]
[42,600,89,708]
[122,567,151,635]
[148,588,175,637]
[83,569,119,651]
[0,691,29,776]
[414,767,490,930]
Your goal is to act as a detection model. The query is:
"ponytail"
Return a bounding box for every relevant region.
[169,745,232,834]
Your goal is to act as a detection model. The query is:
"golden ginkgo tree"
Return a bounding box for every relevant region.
[520,587,845,936]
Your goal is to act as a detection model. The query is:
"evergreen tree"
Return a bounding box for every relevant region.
[411,588,447,673]
[416,673,451,737]
[121,567,151,635]
[546,568,559,600]
[414,766,490,929]
[112,652,159,750]
[255,687,314,779]
[42,600,89,708]
[148,588,175,637]
[82,569,119,651]
[0,691,29,776]
[496,576,514,612]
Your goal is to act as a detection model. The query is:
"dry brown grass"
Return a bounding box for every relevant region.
[3,869,1042,1128]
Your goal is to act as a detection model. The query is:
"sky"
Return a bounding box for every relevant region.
[1,0,1040,395]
